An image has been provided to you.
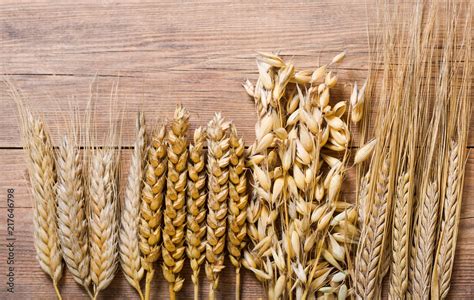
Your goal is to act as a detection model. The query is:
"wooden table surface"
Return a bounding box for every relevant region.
[0,1,472,299]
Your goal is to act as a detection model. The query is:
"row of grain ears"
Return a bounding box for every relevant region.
[9,2,471,299]
[10,48,363,300]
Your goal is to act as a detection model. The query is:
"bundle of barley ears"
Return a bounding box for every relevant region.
[355,1,471,299]
[119,112,146,300]
[162,105,189,300]
[140,124,167,300]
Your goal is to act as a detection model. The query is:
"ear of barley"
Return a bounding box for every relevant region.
[206,113,230,300]
[411,181,438,299]
[357,171,370,226]
[227,124,248,300]
[140,125,167,300]
[389,172,410,299]
[162,105,189,300]
[355,156,389,299]
[89,146,120,298]
[186,126,207,300]
[432,141,461,299]
[119,113,146,300]
[57,134,91,297]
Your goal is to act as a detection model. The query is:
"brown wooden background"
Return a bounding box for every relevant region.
[0,1,472,299]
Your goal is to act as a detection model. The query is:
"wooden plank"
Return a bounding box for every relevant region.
[0,69,369,148]
[0,0,473,299]
[0,150,473,298]
[1,0,471,147]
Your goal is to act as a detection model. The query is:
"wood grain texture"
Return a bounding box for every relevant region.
[0,1,472,299]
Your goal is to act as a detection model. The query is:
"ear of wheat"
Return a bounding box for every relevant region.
[10,86,64,300]
[162,105,189,300]
[119,113,146,300]
[206,113,230,300]
[89,143,120,298]
[57,133,92,298]
[140,125,167,300]
[227,124,247,300]
[186,127,207,300]
[28,116,64,299]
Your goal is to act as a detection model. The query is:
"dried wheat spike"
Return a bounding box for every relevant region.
[432,141,461,299]
[89,147,120,298]
[140,125,167,300]
[227,124,248,300]
[57,135,91,297]
[162,105,189,300]
[120,113,146,300]
[355,156,389,299]
[411,181,438,300]
[206,113,231,300]
[27,115,64,299]
[389,172,410,299]
[186,126,207,300]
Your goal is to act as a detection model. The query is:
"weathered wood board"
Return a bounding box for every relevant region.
[0,1,472,299]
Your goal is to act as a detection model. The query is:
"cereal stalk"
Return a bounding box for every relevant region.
[140,125,167,300]
[10,86,63,299]
[206,113,230,299]
[227,125,247,300]
[57,134,92,298]
[186,127,207,299]
[162,106,189,299]
[119,113,146,300]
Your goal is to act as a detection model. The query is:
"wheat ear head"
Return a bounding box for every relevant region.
[432,141,461,299]
[27,115,63,299]
[57,135,91,297]
[140,125,167,300]
[206,113,230,300]
[89,147,120,299]
[162,105,189,300]
[186,126,207,300]
[411,181,438,299]
[227,124,247,300]
[119,113,146,300]
[389,172,410,299]
[355,156,389,299]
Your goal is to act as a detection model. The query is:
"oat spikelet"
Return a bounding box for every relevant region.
[389,172,409,299]
[162,105,189,300]
[355,156,389,299]
[206,113,230,300]
[140,125,167,300]
[24,112,63,299]
[89,146,120,298]
[119,113,146,299]
[186,127,207,299]
[432,141,461,299]
[227,124,248,300]
[412,181,438,299]
[57,134,91,297]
